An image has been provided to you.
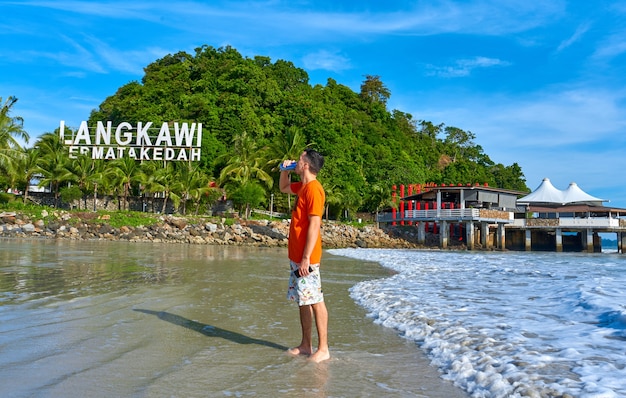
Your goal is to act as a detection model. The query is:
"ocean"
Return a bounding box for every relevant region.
[329,248,626,398]
[0,239,468,397]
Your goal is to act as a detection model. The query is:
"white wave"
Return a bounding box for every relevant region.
[330,248,626,398]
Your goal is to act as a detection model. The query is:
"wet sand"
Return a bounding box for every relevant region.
[0,240,467,397]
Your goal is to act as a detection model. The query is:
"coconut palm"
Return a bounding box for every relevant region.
[0,96,29,172]
[110,156,141,210]
[219,130,273,188]
[174,163,211,215]
[322,183,344,221]
[36,150,72,208]
[265,126,310,171]
[15,147,41,203]
[152,162,181,214]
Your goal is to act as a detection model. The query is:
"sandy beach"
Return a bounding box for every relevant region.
[0,239,467,397]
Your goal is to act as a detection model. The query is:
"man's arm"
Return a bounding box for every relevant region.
[298,214,321,276]
[279,170,293,194]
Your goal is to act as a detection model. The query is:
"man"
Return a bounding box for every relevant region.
[279,149,329,363]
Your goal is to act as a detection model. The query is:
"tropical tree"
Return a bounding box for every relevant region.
[229,180,266,219]
[322,183,344,221]
[219,130,272,188]
[110,156,141,210]
[174,163,211,215]
[0,96,29,172]
[367,183,397,227]
[152,162,181,214]
[359,75,391,105]
[66,154,97,209]
[36,150,72,208]
[265,126,310,209]
[14,147,40,203]
[265,126,309,171]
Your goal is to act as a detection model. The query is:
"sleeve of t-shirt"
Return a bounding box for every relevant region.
[307,183,324,217]
[290,181,303,195]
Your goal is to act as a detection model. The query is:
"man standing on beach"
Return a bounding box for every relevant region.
[279,149,329,363]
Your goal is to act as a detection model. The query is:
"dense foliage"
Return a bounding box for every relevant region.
[1,45,528,219]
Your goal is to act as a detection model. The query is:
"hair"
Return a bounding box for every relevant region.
[303,148,325,174]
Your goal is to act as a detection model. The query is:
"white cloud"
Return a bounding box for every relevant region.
[593,31,626,60]
[302,50,351,72]
[425,56,511,77]
[399,83,626,203]
[556,22,591,52]
[11,1,567,40]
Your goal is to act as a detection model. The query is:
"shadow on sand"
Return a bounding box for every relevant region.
[134,309,288,351]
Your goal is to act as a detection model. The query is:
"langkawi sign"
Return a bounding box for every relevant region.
[59,120,202,161]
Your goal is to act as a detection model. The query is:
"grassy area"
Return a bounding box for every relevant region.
[0,200,223,228]
[1,198,353,229]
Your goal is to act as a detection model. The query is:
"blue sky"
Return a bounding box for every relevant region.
[2,1,626,206]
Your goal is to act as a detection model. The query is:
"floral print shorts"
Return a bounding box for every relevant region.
[287,261,324,306]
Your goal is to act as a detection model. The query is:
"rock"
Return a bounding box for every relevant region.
[0,210,430,250]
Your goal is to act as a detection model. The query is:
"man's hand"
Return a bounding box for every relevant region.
[298,257,311,277]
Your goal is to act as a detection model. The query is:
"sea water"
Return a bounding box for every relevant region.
[329,248,626,398]
[0,239,468,397]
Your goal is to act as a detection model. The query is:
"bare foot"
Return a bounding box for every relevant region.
[287,346,312,356]
[308,349,330,363]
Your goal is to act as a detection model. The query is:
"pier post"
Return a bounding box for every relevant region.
[481,222,489,249]
[585,229,594,252]
[465,221,474,250]
[417,222,426,244]
[525,229,531,251]
[497,223,505,250]
[619,232,624,254]
[555,228,563,252]
[392,185,397,226]
[400,185,405,226]
[440,220,448,249]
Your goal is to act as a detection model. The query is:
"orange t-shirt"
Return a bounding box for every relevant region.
[288,180,325,264]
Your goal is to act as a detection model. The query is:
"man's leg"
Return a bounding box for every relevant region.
[309,301,330,363]
[287,304,313,356]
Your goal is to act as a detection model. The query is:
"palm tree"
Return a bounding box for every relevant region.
[265,126,310,171]
[36,150,72,208]
[151,162,180,214]
[86,159,108,211]
[0,96,29,172]
[322,183,344,221]
[369,183,397,227]
[219,131,273,188]
[265,126,311,209]
[174,163,211,215]
[137,161,160,212]
[66,155,96,209]
[110,156,140,210]
[15,147,40,203]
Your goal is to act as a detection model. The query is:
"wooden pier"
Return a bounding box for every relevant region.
[377,181,626,253]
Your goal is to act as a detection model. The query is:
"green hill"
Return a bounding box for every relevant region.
[79,45,528,217]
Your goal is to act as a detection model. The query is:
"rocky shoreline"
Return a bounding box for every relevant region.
[0,210,452,249]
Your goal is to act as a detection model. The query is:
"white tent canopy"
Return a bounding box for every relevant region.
[518,178,606,206]
[562,182,605,205]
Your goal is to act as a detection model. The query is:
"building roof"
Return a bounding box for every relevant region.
[517,178,606,206]
[401,184,525,201]
[525,204,626,214]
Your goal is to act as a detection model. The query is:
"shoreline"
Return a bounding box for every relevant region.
[0,240,468,397]
[0,210,464,250]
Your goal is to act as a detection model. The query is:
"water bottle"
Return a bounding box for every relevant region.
[279,162,297,171]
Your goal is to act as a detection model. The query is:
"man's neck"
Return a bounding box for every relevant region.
[300,171,317,185]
